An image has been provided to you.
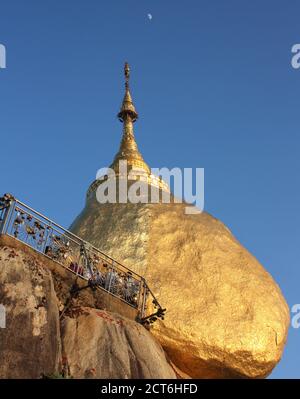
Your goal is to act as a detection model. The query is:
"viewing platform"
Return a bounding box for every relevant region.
[0,194,165,325]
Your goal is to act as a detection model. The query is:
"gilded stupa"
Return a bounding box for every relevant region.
[86,62,170,201]
[70,64,289,378]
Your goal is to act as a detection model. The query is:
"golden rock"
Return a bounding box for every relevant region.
[70,64,289,378]
[70,198,289,378]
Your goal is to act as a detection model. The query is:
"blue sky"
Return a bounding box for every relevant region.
[0,0,299,378]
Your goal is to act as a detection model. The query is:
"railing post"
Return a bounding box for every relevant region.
[137,278,144,316]
[106,261,115,293]
[0,205,9,234]
[140,279,148,319]
[80,243,94,278]
[137,278,144,319]
[42,224,52,254]
[0,198,15,235]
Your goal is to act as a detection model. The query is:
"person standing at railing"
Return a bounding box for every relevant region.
[95,270,105,287]
[105,269,118,291]
[123,273,140,305]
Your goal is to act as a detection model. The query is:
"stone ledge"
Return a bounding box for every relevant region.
[0,234,138,321]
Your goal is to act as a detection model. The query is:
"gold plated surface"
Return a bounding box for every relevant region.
[70,197,289,378]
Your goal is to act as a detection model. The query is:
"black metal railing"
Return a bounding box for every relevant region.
[0,194,165,323]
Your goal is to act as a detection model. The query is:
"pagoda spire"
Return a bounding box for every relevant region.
[110,62,150,174]
[86,62,170,200]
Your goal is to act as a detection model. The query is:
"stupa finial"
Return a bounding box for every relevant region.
[118,62,138,123]
[124,62,130,86]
